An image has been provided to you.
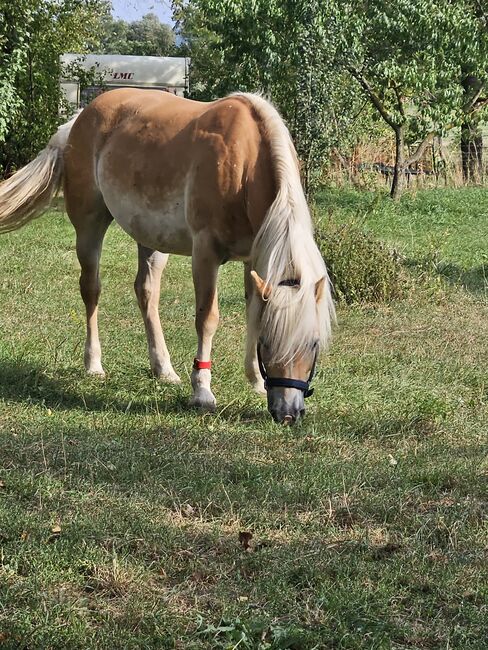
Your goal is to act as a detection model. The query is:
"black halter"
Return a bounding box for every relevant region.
[257,342,318,398]
[256,278,319,398]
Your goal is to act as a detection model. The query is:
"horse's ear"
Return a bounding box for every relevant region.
[315,276,326,303]
[251,270,272,301]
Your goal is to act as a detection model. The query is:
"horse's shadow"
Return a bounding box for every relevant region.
[0,357,178,415]
[0,357,267,421]
[0,358,464,437]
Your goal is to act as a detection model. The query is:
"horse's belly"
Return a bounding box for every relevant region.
[102,187,193,255]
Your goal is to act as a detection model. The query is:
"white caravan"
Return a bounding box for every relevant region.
[60,54,190,107]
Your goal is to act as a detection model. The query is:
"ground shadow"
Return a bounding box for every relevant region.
[406,257,487,296]
[0,358,187,415]
[0,357,267,422]
[436,262,488,295]
[0,358,451,437]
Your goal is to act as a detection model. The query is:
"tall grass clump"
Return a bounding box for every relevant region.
[316,215,408,304]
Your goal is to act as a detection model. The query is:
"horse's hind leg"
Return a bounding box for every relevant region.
[134,244,180,383]
[74,211,112,376]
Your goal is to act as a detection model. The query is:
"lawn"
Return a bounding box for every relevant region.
[0,188,487,649]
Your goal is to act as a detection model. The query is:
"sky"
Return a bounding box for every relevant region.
[111,0,174,24]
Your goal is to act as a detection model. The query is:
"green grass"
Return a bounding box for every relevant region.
[317,187,488,296]
[0,188,487,649]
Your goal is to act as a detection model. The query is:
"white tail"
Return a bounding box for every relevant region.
[0,111,81,234]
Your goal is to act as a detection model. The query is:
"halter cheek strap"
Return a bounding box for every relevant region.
[257,344,318,398]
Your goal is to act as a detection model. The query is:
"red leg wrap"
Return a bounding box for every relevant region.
[193,358,212,370]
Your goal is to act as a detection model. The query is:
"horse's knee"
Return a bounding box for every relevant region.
[79,268,100,306]
[196,307,219,338]
[134,278,152,312]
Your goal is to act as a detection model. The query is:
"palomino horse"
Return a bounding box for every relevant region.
[0,89,334,423]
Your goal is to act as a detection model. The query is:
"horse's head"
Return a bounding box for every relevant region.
[250,270,330,424]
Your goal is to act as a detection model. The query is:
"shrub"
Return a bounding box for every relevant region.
[315,215,408,304]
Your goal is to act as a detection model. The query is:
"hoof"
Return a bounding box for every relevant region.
[252,380,266,396]
[154,368,181,384]
[246,369,266,395]
[189,388,216,412]
[86,367,105,378]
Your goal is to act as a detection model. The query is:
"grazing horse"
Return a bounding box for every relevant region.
[0,89,335,423]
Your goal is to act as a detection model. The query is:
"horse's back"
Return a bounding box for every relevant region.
[63,89,276,257]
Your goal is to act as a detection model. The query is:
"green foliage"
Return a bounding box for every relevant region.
[174,0,488,199]
[196,616,306,649]
[344,0,488,129]
[341,0,488,197]
[317,186,488,276]
[173,0,362,197]
[0,0,34,145]
[316,212,408,304]
[99,12,175,56]
[0,0,108,176]
[172,0,226,99]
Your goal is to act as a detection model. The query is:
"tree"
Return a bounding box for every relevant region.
[0,1,30,147]
[342,0,488,199]
[126,13,175,56]
[0,0,108,176]
[173,0,359,197]
[99,14,130,54]
[99,12,175,56]
[176,0,488,199]
[459,2,488,183]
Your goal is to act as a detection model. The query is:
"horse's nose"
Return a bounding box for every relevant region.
[268,389,305,424]
[276,409,304,425]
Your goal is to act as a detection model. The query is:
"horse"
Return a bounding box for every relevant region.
[0,89,335,423]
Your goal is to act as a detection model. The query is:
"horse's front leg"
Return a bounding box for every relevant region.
[244,261,266,394]
[189,233,221,411]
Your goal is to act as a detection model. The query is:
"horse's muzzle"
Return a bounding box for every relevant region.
[268,389,306,424]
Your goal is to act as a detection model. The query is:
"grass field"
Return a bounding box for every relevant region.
[0,188,487,649]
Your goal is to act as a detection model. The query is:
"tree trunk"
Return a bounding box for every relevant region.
[461,73,484,184]
[390,126,405,200]
[461,121,483,183]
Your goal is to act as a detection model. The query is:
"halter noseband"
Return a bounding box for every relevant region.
[256,277,318,398]
[257,343,318,398]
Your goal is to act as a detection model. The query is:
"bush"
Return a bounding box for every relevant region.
[315,215,408,304]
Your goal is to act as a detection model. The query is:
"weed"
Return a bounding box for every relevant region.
[316,215,408,304]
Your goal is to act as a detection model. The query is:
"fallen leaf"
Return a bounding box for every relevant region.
[0,480,5,489]
[238,531,253,551]
[51,523,62,535]
[388,454,398,466]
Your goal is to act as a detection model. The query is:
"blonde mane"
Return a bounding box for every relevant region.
[235,93,335,362]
